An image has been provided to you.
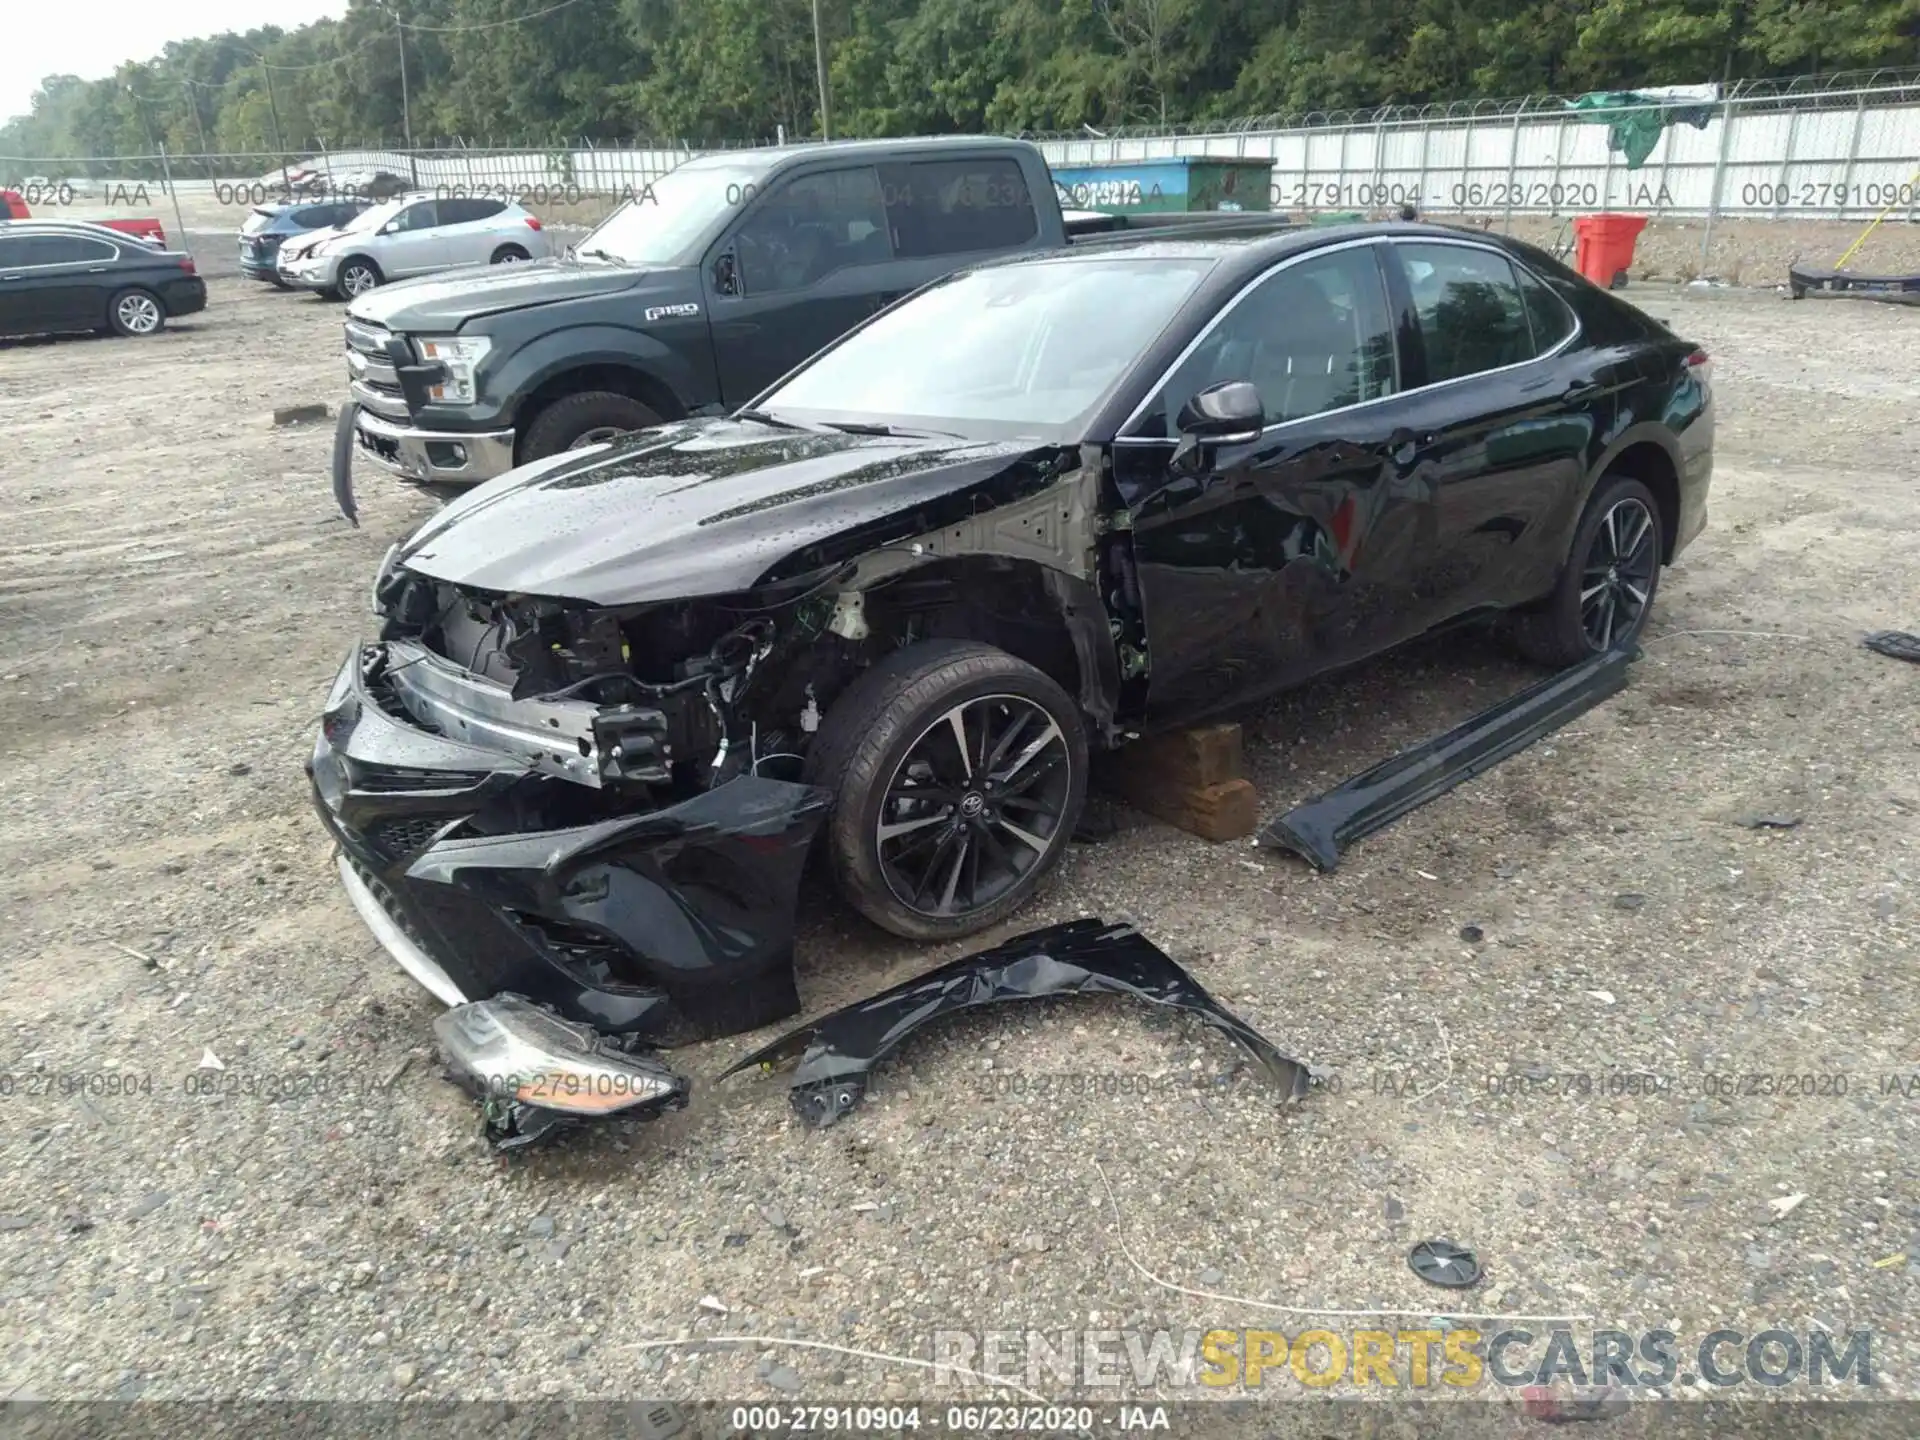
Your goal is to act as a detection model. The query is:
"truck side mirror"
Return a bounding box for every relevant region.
[713,249,739,297]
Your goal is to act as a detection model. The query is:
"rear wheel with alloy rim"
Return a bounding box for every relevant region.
[1511,474,1664,667]
[106,288,165,336]
[806,640,1088,940]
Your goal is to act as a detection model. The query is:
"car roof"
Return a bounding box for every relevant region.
[990,219,1532,274]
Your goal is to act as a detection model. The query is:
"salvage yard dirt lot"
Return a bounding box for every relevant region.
[0,275,1916,1431]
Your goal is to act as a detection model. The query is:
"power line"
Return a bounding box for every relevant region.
[393,0,596,34]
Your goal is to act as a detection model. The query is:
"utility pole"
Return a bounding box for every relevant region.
[126,85,162,182]
[259,60,291,191]
[394,3,419,184]
[811,0,832,140]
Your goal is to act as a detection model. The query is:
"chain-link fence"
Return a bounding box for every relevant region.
[6,67,1918,240]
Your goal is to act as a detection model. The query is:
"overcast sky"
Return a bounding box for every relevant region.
[4,0,352,124]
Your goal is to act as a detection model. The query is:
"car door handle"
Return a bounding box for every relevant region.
[87,267,107,273]
[0,273,20,281]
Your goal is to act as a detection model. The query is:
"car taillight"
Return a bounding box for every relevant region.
[1684,348,1709,369]
[179,257,197,275]
[1684,347,1711,396]
[524,216,543,231]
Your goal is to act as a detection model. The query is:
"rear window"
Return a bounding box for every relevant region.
[242,206,280,235]
[440,197,507,225]
[888,157,1038,258]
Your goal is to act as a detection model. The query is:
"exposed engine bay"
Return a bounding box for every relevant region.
[369,543,1127,810]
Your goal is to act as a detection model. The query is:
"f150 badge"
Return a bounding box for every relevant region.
[645,303,701,322]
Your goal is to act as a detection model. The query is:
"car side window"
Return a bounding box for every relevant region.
[0,236,29,269]
[23,234,114,265]
[1514,261,1577,354]
[888,158,1037,258]
[1134,246,1397,439]
[390,201,438,232]
[732,166,891,295]
[1397,242,1533,384]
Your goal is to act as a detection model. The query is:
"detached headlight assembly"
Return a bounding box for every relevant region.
[414,335,492,404]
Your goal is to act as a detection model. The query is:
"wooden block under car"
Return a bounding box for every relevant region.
[1096,723,1260,842]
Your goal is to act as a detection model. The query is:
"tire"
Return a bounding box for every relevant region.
[1511,475,1664,668]
[519,390,662,461]
[805,640,1089,941]
[338,257,382,297]
[490,244,530,264]
[106,288,165,337]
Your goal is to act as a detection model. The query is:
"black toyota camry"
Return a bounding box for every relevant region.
[309,221,1712,1049]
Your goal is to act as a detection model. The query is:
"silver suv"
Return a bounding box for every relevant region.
[280,193,553,298]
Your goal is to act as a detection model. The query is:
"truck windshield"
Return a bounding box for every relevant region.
[573,162,769,266]
[756,255,1218,439]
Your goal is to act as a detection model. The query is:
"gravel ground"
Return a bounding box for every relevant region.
[0,273,1916,1432]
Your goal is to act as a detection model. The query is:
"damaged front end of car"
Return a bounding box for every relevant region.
[307,424,1122,1061]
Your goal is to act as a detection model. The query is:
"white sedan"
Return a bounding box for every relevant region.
[280,193,553,299]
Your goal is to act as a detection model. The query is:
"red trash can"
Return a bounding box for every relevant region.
[1573,213,1648,290]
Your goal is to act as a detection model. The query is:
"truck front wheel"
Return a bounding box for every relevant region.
[519,391,662,460]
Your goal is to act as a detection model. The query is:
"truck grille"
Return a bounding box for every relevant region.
[344,319,409,419]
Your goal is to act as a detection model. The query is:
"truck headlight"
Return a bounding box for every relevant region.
[414,335,492,405]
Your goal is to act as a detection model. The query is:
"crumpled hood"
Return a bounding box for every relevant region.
[397,418,1048,605]
[346,258,652,329]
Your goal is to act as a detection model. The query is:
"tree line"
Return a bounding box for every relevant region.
[4,0,1917,165]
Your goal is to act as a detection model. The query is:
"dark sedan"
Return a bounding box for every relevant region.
[308,221,1711,1043]
[238,198,370,284]
[0,222,206,338]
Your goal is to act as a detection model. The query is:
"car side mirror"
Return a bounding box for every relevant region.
[1170,380,1265,469]
[713,249,739,297]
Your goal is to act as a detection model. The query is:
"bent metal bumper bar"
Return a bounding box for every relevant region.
[1257,644,1638,872]
[331,399,516,527]
[721,918,1312,1127]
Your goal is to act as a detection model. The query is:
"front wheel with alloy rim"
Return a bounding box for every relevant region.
[806,640,1089,941]
[1511,475,1664,668]
[339,258,382,297]
[107,288,165,337]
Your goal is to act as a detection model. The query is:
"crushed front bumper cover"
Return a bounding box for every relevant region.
[307,642,830,1045]
[721,918,1312,1127]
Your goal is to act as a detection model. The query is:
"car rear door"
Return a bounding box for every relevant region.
[1115,240,1445,724]
[435,197,509,267]
[15,233,119,330]
[375,199,448,276]
[1376,238,1618,620]
[703,164,901,403]
[870,153,1046,314]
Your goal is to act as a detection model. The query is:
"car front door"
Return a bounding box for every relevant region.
[703,165,899,403]
[1114,240,1444,726]
[1378,239,1616,620]
[375,200,447,276]
[0,234,43,331]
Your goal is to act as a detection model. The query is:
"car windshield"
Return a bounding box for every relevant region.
[756,255,1218,439]
[573,161,770,266]
[339,199,404,235]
